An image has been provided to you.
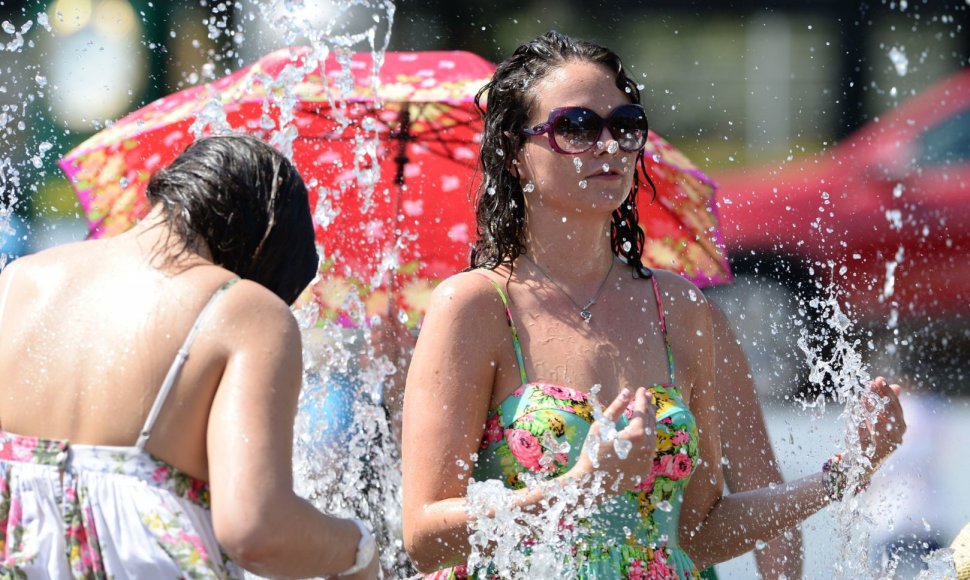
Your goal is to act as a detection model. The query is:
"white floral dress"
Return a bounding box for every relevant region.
[0,278,243,579]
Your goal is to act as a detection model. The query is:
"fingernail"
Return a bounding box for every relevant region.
[620,388,631,400]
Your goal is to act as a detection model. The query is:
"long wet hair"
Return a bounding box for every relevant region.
[470,30,656,277]
[146,134,318,305]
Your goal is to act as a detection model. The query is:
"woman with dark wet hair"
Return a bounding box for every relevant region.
[0,135,377,579]
[401,31,905,578]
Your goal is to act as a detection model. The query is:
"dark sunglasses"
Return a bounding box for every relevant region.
[521,104,648,154]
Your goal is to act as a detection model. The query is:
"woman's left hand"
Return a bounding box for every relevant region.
[858,376,906,476]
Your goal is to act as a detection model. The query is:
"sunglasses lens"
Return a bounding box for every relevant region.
[610,106,648,152]
[552,108,601,153]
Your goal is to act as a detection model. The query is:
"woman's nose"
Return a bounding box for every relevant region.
[593,129,620,155]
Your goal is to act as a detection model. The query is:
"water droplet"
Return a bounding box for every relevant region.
[578,180,588,190]
[888,46,909,76]
[523,182,535,193]
[613,438,632,459]
[573,157,583,173]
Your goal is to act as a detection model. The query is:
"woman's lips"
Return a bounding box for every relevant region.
[586,171,623,180]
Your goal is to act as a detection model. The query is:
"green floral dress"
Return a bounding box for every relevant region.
[428,273,701,580]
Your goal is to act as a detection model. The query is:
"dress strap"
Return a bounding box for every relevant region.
[650,275,676,384]
[135,277,240,451]
[472,271,528,385]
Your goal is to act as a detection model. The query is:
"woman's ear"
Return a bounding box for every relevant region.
[509,158,520,179]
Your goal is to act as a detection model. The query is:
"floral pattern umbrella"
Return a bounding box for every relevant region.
[640,132,731,288]
[59,46,730,326]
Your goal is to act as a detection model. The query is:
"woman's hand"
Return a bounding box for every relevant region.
[333,551,380,580]
[859,376,906,477]
[568,387,658,493]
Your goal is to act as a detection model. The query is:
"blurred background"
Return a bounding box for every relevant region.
[0,0,967,577]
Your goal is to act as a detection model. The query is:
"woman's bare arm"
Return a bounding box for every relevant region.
[206,281,371,578]
[709,301,804,578]
[680,299,905,569]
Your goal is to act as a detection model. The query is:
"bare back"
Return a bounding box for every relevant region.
[0,231,260,480]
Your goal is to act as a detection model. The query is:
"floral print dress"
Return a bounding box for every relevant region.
[0,278,242,579]
[429,273,701,580]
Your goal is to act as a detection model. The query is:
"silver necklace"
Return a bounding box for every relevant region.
[522,254,615,323]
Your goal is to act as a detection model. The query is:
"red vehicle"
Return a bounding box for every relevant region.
[709,68,970,393]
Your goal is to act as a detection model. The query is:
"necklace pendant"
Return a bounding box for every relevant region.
[580,308,593,323]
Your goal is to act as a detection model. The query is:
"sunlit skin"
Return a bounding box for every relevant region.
[709,302,804,577]
[0,205,378,579]
[401,60,906,573]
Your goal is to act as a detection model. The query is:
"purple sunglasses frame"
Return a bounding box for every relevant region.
[520,104,649,154]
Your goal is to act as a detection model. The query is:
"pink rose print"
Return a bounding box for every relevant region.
[505,429,543,472]
[152,466,171,484]
[187,479,207,503]
[82,507,103,570]
[656,454,676,479]
[540,384,575,400]
[646,559,675,579]
[8,497,22,529]
[671,430,690,446]
[180,531,210,560]
[671,453,693,480]
[627,559,647,580]
[480,414,504,450]
[11,437,37,462]
[634,471,658,492]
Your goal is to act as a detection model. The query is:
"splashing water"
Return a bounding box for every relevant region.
[464,388,617,578]
[888,46,909,76]
[794,272,915,578]
[1,2,963,579]
[224,1,412,575]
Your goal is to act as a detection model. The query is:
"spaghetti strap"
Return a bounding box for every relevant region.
[650,275,676,384]
[472,271,528,385]
[135,277,240,450]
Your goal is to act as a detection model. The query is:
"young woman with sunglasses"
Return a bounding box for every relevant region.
[401,31,906,578]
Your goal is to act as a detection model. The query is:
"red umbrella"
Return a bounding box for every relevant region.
[59,47,730,326]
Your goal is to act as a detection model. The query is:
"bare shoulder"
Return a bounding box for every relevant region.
[423,269,511,328]
[0,248,74,304]
[209,279,302,350]
[414,269,514,367]
[1,245,69,284]
[650,269,711,320]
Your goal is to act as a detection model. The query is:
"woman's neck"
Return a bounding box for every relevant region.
[521,207,615,284]
[124,206,214,271]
